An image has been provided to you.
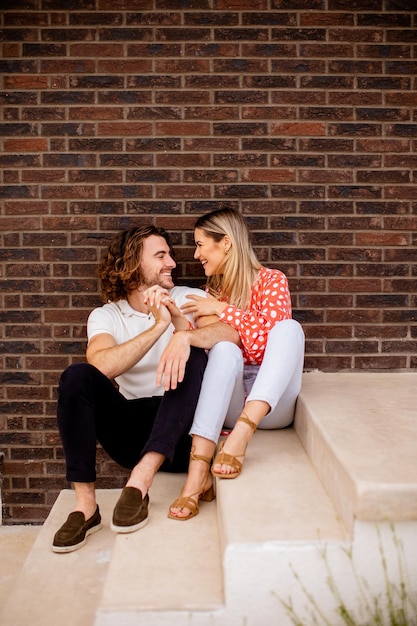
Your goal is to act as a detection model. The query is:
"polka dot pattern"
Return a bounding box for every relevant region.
[220,267,292,365]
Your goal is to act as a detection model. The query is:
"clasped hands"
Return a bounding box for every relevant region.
[142,285,182,327]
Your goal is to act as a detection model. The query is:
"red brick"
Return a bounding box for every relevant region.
[41,185,96,199]
[2,43,20,56]
[299,169,353,183]
[69,107,123,121]
[356,232,410,246]
[157,185,211,199]
[4,75,48,89]
[385,186,417,199]
[69,42,124,56]
[216,0,267,8]
[354,356,407,369]
[4,138,48,152]
[98,122,153,136]
[155,122,211,136]
[300,12,354,26]
[242,168,296,182]
[271,122,326,136]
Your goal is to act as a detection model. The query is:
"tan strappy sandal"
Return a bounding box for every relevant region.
[168,447,215,521]
[211,413,257,479]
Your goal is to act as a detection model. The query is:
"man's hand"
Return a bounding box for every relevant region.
[142,285,171,310]
[156,331,191,391]
[148,301,172,326]
[143,285,190,331]
[156,319,241,391]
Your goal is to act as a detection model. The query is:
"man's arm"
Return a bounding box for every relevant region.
[156,322,240,391]
[86,305,171,380]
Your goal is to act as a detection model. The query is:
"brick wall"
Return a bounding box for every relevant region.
[1,1,416,523]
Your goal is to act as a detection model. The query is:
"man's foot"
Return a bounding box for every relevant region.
[111,486,149,533]
[52,506,102,553]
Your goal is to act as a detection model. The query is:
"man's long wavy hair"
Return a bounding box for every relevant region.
[194,208,261,310]
[98,225,171,303]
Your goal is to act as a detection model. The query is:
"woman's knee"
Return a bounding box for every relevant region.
[271,318,303,337]
[207,341,243,370]
[269,319,305,350]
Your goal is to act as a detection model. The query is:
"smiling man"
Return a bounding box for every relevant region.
[52,225,210,553]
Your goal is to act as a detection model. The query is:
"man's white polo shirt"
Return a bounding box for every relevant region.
[87,286,206,400]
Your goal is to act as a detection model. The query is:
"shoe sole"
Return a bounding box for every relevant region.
[52,522,102,554]
[110,513,149,533]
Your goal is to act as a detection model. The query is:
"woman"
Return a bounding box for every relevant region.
[168,208,305,520]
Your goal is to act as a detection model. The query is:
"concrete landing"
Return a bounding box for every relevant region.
[0,525,39,609]
[0,489,118,626]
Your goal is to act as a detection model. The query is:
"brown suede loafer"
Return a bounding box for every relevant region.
[111,486,149,533]
[52,505,102,553]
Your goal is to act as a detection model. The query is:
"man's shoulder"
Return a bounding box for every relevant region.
[170,285,206,304]
[89,300,118,313]
[88,300,122,322]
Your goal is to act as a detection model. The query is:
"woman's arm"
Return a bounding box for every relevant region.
[219,270,292,358]
[156,321,240,391]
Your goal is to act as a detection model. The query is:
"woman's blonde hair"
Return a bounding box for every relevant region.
[195,208,261,309]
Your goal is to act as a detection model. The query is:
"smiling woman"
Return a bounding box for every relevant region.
[165,208,305,521]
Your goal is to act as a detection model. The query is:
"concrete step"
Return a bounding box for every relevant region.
[95,429,346,626]
[1,372,417,626]
[96,473,223,621]
[295,371,417,530]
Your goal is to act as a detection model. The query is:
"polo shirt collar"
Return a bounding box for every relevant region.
[117,299,149,318]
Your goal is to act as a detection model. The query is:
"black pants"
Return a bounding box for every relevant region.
[57,347,208,483]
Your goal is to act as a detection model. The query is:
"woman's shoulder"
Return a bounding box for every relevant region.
[258,266,287,283]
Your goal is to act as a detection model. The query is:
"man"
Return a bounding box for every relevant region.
[52,225,215,553]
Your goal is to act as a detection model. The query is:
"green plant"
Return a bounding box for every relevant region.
[280,525,417,626]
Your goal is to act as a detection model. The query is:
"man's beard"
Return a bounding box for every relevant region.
[141,270,174,291]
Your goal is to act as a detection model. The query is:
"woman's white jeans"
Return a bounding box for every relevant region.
[189,318,305,443]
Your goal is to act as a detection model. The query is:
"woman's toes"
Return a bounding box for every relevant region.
[171,506,189,518]
[213,462,230,475]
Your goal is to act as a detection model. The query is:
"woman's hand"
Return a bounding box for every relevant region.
[180,294,227,320]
